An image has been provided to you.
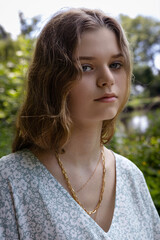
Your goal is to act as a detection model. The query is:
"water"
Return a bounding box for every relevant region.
[119,110,151,135]
[130,115,149,132]
[119,108,160,136]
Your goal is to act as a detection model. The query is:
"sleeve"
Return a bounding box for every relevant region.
[139,171,160,240]
[0,176,19,240]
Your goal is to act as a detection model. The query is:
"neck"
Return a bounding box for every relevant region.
[60,122,103,166]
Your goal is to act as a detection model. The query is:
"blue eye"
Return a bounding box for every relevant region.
[110,62,122,69]
[81,65,93,72]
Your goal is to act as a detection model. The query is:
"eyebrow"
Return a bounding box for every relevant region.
[111,53,124,59]
[78,53,124,60]
[79,56,96,60]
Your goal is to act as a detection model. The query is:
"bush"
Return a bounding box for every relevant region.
[109,109,160,214]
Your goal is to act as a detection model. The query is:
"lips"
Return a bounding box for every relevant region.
[95,93,117,101]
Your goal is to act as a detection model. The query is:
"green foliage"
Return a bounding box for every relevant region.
[133,65,153,85]
[0,35,34,156]
[120,14,160,71]
[109,109,160,214]
[119,14,160,98]
[133,65,160,97]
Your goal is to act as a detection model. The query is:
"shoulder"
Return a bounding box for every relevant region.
[112,152,160,237]
[0,149,39,181]
[113,151,143,176]
[112,151,147,191]
[0,151,21,165]
[112,151,151,201]
[0,150,27,168]
[0,151,21,178]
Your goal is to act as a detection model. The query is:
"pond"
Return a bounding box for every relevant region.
[117,108,160,136]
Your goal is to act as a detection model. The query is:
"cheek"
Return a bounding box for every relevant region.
[117,72,128,93]
[68,84,86,111]
[69,80,92,103]
[117,74,129,108]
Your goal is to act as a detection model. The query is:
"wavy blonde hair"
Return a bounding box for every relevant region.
[12,8,132,153]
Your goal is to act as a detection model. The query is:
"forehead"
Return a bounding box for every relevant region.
[75,28,121,58]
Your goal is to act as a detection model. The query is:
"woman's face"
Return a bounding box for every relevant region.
[69,27,128,126]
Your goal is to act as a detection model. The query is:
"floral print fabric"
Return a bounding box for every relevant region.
[0,149,160,240]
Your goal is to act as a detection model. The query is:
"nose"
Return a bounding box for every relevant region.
[97,66,115,88]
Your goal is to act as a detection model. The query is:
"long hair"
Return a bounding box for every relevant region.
[12,8,132,153]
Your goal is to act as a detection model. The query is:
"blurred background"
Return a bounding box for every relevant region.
[0,0,160,213]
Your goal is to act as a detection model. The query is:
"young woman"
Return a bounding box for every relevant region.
[0,8,160,240]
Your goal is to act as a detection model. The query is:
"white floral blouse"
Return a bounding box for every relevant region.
[0,149,160,240]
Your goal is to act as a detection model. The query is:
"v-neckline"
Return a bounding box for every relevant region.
[25,148,119,236]
[84,150,118,235]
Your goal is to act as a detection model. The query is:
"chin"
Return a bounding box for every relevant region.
[102,117,116,121]
[101,111,118,121]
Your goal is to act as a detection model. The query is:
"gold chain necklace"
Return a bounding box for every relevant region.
[55,146,106,215]
[76,150,102,193]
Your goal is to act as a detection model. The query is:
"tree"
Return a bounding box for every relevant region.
[0,25,15,61]
[19,12,41,37]
[133,65,160,97]
[0,25,10,39]
[119,15,160,73]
